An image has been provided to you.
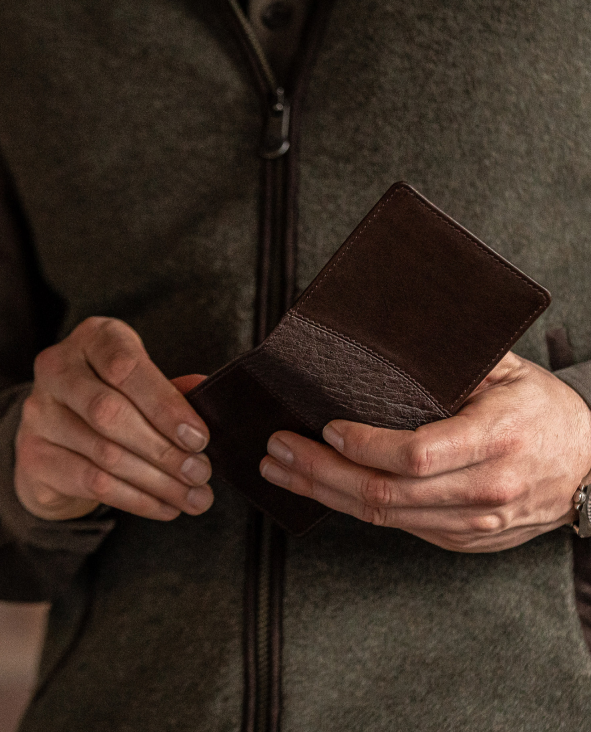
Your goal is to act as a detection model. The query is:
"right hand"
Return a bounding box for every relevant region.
[15,317,213,521]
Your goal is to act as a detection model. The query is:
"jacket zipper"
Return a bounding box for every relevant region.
[225,3,335,731]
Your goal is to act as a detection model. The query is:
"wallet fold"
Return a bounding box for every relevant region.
[187,182,551,535]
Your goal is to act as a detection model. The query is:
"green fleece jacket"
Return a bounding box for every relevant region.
[1,1,591,730]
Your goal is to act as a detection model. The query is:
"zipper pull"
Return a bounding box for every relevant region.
[261,88,291,159]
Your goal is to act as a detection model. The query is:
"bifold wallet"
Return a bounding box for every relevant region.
[187,182,551,535]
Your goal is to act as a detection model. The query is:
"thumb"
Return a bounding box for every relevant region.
[171,373,207,395]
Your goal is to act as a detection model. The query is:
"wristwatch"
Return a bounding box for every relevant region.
[572,483,591,538]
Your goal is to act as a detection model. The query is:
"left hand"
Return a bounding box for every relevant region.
[259,352,591,552]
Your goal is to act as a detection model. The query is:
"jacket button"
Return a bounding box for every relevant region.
[261,1,294,30]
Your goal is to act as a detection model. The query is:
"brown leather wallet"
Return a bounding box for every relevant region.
[187,182,551,535]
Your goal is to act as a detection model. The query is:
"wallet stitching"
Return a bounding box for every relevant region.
[192,319,447,425]
[293,185,550,410]
[449,300,547,409]
[282,313,449,418]
[243,353,428,434]
[285,314,447,416]
[294,186,550,309]
[247,354,439,431]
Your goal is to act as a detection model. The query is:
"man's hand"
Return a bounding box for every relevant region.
[260,352,591,552]
[15,317,213,521]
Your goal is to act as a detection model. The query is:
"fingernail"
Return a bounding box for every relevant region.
[177,423,208,452]
[323,423,344,451]
[261,461,291,488]
[186,486,213,512]
[181,455,211,485]
[267,437,294,465]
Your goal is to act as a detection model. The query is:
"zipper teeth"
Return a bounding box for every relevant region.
[243,511,260,732]
[255,519,272,732]
[227,0,277,93]
[227,3,338,732]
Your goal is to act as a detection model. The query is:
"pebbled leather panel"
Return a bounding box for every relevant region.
[242,312,449,434]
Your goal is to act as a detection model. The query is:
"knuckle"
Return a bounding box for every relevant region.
[87,390,125,432]
[305,454,325,483]
[404,437,433,478]
[465,513,504,534]
[32,482,64,508]
[360,503,390,527]
[101,349,141,387]
[91,319,144,386]
[370,507,390,527]
[359,472,395,508]
[93,439,124,471]
[346,427,373,462]
[87,465,115,501]
[154,440,178,467]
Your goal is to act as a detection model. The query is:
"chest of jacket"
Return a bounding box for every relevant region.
[3,2,591,730]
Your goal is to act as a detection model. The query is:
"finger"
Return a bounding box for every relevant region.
[262,431,463,508]
[17,436,182,521]
[260,449,567,551]
[81,318,210,451]
[35,399,213,514]
[260,452,521,533]
[37,354,208,483]
[263,430,529,510]
[322,406,513,478]
[171,374,207,395]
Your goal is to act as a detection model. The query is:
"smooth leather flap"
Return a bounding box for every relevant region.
[293,182,551,412]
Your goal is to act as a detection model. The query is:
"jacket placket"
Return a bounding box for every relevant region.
[224,2,335,731]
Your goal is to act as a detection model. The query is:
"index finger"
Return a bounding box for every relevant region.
[322,409,497,478]
[83,319,209,452]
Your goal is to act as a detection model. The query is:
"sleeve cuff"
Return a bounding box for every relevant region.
[555,360,591,411]
[0,383,116,555]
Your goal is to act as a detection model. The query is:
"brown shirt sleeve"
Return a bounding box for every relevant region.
[554,362,591,651]
[0,158,115,602]
[0,160,37,391]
